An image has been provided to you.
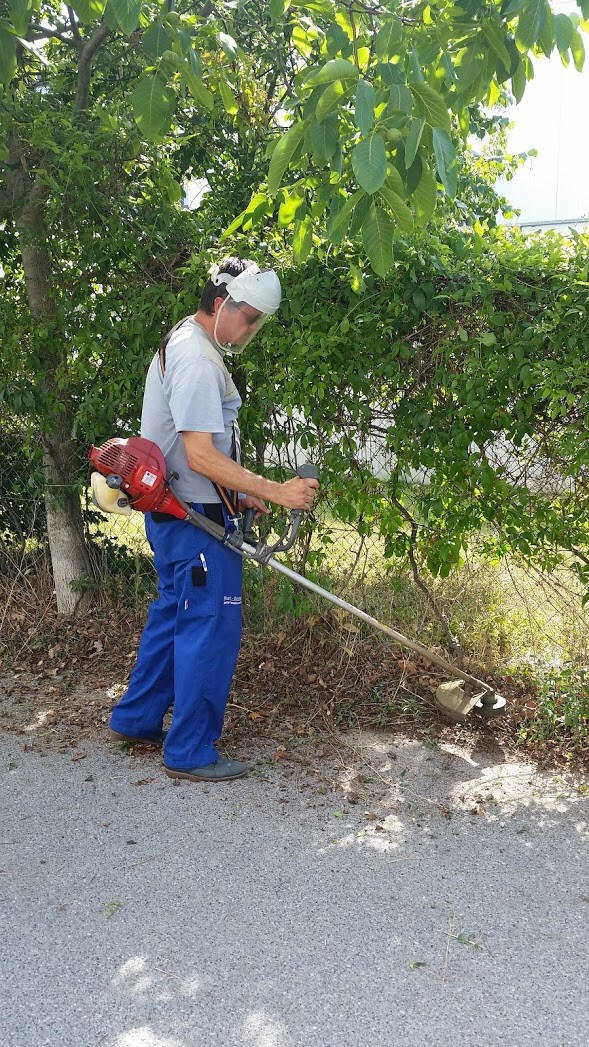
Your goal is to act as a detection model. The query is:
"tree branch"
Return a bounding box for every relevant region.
[28,23,79,47]
[391,496,464,662]
[67,7,83,44]
[74,23,110,116]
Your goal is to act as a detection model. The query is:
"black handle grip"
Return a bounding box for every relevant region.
[242,508,256,537]
[297,462,319,480]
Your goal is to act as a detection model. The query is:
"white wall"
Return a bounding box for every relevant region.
[495,0,589,227]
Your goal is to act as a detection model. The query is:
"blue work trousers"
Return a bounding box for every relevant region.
[109,506,243,769]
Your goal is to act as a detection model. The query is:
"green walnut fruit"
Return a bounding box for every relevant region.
[162,49,179,64]
[164,11,180,24]
[382,127,402,144]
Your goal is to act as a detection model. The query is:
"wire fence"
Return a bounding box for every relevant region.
[0,421,587,673]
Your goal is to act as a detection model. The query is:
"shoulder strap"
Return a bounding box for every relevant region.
[158,316,240,519]
[159,317,190,376]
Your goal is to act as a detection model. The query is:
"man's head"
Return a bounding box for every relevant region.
[197,256,282,354]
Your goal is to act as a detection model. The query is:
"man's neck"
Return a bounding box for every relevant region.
[193,310,216,340]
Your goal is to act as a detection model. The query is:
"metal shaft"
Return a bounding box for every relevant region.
[258,554,492,697]
[182,497,492,697]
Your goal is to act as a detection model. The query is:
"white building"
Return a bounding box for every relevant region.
[495,0,589,231]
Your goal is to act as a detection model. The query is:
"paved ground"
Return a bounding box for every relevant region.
[0,729,587,1047]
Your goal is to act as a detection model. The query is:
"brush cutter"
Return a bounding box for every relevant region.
[89,437,505,720]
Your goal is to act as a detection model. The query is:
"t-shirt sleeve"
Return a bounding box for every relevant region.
[166,355,225,434]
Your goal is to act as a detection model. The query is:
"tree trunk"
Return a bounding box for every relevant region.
[43,421,93,617]
[9,139,92,615]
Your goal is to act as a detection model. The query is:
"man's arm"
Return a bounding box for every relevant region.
[182,431,318,511]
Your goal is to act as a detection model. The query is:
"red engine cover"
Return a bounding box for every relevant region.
[89,437,186,519]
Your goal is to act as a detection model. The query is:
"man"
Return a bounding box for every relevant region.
[108,257,318,782]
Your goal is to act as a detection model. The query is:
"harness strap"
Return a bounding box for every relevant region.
[159,318,240,518]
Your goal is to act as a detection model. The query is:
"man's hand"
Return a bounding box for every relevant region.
[238,495,269,520]
[275,476,319,511]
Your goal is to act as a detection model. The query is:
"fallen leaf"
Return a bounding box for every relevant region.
[71,751,87,761]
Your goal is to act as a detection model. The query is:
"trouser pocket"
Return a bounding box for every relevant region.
[175,550,218,619]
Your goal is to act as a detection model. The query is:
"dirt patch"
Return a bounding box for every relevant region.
[1,605,583,773]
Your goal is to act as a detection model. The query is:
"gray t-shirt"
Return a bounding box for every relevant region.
[141,316,242,503]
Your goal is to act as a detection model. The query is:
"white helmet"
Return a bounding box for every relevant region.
[210,261,282,354]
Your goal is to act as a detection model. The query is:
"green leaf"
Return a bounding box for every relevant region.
[482,22,513,72]
[218,80,238,115]
[409,83,451,131]
[70,0,106,20]
[570,29,585,71]
[349,193,371,237]
[188,50,202,79]
[267,120,307,195]
[176,29,191,57]
[293,215,313,262]
[404,117,424,169]
[362,203,395,276]
[132,73,176,138]
[278,189,306,227]
[8,0,33,35]
[538,10,554,56]
[316,79,347,122]
[107,0,141,35]
[387,167,405,196]
[223,195,266,239]
[455,51,484,95]
[309,114,338,159]
[517,0,548,48]
[304,58,359,87]
[182,68,214,110]
[291,0,334,13]
[292,24,317,59]
[269,0,287,21]
[326,20,351,57]
[142,22,172,60]
[407,47,424,84]
[379,185,413,234]
[554,13,574,52]
[0,24,17,84]
[375,18,403,60]
[511,60,526,102]
[242,193,272,230]
[502,0,528,16]
[355,79,375,136]
[414,153,437,219]
[219,32,238,59]
[432,127,457,198]
[388,83,413,114]
[330,141,342,174]
[352,135,387,194]
[326,188,365,244]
